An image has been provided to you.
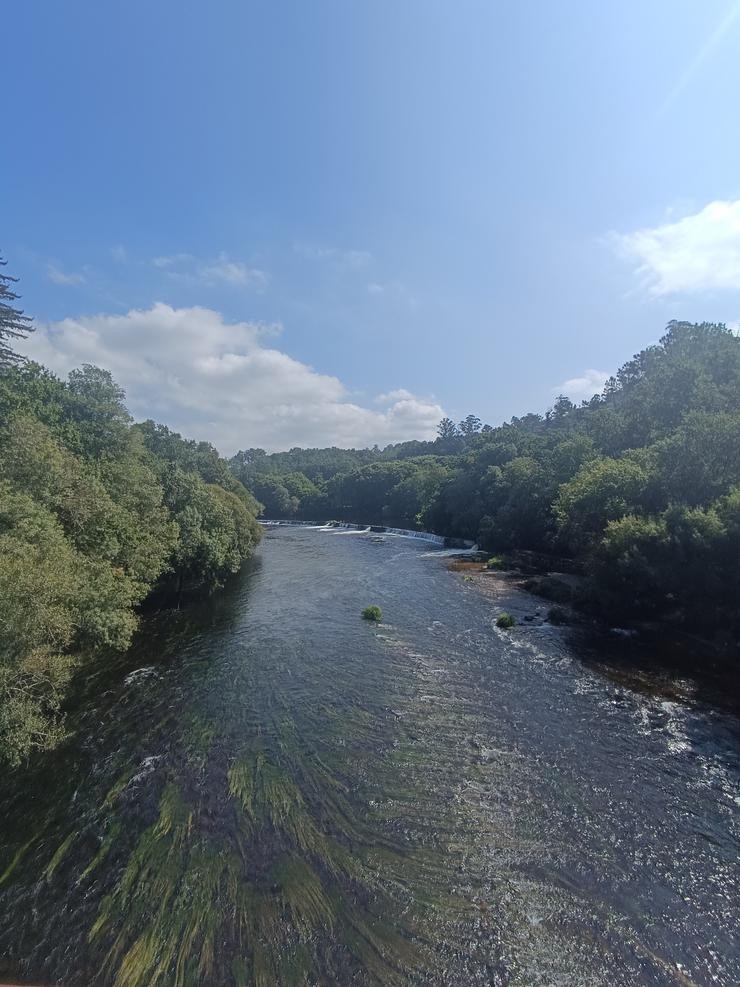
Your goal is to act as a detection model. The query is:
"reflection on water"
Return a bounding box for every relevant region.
[0,527,738,986]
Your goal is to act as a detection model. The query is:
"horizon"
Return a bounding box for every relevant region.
[6,1,740,454]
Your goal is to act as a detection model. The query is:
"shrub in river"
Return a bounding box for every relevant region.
[486,554,510,570]
[361,605,382,622]
[495,612,515,629]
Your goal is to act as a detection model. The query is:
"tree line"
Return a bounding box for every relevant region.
[0,262,262,764]
[232,321,740,647]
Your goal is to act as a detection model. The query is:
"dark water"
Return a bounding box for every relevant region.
[1,527,738,986]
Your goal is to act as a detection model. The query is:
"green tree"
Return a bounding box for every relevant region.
[554,456,656,553]
[0,257,34,366]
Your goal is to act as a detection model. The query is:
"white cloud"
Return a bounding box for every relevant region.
[375,388,415,404]
[46,263,86,286]
[553,369,609,401]
[613,200,740,295]
[19,303,443,454]
[151,252,266,288]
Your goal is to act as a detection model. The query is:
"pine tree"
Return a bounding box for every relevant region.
[0,257,34,366]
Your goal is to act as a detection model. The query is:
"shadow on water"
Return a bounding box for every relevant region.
[0,527,738,987]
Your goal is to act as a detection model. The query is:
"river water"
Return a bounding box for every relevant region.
[0,526,738,986]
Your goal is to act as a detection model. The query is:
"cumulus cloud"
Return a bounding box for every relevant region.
[19,303,443,454]
[613,200,740,295]
[46,263,86,286]
[553,368,609,401]
[152,252,267,288]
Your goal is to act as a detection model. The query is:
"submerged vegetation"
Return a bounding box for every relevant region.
[0,265,261,764]
[233,322,740,652]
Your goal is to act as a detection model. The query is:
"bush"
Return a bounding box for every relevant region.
[523,574,574,604]
[495,612,515,629]
[547,605,568,625]
[361,605,382,622]
[486,554,510,570]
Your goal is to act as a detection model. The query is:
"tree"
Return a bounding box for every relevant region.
[436,417,459,440]
[554,456,656,553]
[458,414,482,437]
[0,257,34,366]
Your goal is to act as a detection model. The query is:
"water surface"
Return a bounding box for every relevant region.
[1,527,738,986]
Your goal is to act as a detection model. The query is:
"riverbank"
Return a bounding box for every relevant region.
[449,556,740,713]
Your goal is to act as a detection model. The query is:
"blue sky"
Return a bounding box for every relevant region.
[5,1,740,452]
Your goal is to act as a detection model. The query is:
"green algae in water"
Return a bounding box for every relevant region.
[271,854,335,936]
[0,835,37,888]
[44,830,77,881]
[90,785,235,987]
[79,819,123,883]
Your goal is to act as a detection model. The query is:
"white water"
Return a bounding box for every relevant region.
[259,518,473,547]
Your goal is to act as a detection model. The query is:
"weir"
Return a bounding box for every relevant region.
[259,518,473,548]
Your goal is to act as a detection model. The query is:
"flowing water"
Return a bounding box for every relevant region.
[0,526,738,986]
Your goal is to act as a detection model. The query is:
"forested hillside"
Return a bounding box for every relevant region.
[0,266,262,764]
[232,322,740,641]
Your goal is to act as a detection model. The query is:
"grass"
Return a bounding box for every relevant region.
[496,612,516,629]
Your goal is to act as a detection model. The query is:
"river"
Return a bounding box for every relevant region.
[0,526,738,986]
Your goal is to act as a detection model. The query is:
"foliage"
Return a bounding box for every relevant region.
[361,605,382,622]
[495,612,516,629]
[0,256,34,366]
[0,269,261,762]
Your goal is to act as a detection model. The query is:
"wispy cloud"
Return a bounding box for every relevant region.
[366,280,419,311]
[294,243,373,269]
[199,253,268,287]
[152,253,194,269]
[110,245,128,263]
[46,262,86,286]
[554,369,609,401]
[612,199,740,295]
[152,252,267,288]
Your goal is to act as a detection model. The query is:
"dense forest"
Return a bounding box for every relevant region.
[232,322,740,645]
[0,264,262,765]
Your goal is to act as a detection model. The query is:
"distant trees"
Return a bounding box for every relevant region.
[0,257,34,366]
[230,321,740,648]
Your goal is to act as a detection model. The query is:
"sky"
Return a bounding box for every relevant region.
[5,1,740,454]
